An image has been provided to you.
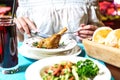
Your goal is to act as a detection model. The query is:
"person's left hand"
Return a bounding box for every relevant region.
[75,24,97,41]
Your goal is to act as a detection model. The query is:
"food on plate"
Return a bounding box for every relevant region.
[33,27,67,49]
[41,59,99,80]
[92,27,113,44]
[104,29,120,48]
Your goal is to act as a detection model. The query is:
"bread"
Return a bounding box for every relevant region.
[104,29,120,48]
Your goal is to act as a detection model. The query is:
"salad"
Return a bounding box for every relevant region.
[41,59,99,80]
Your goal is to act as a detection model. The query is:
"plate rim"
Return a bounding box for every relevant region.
[23,37,77,53]
[18,45,82,60]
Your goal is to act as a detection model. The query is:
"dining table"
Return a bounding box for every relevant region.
[0,42,119,80]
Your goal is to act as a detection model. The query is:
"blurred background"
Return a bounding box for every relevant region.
[0,0,120,29]
[0,0,13,16]
[99,0,120,29]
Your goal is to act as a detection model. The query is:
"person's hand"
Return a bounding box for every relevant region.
[75,24,97,41]
[14,17,37,37]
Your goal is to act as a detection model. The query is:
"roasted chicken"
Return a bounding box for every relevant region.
[37,27,67,49]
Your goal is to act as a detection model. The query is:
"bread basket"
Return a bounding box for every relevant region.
[82,39,120,68]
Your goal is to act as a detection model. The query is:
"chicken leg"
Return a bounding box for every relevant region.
[37,27,67,49]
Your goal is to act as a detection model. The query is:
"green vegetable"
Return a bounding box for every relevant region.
[32,42,38,46]
[60,42,65,46]
[76,59,99,79]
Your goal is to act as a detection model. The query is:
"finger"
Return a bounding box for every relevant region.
[22,17,37,31]
[77,36,84,41]
[77,35,92,41]
[74,32,79,36]
[17,17,31,37]
[79,34,92,38]
[78,30,94,35]
[14,18,25,33]
[81,25,97,30]
[80,24,85,27]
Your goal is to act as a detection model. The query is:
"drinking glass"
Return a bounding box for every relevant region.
[0,16,18,74]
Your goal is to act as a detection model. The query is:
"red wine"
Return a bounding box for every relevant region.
[0,22,18,68]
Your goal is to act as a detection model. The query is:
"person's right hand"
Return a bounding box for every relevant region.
[14,17,37,37]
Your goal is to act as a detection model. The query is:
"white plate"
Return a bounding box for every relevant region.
[25,56,111,80]
[21,36,77,55]
[18,45,81,59]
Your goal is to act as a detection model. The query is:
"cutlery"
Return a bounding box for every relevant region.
[31,27,81,38]
[65,31,77,34]
[65,27,81,34]
[31,31,50,38]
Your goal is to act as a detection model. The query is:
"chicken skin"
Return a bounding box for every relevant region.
[37,27,67,49]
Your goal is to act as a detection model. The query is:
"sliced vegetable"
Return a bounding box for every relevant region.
[42,59,99,80]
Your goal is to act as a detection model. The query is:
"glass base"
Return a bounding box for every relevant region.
[0,65,19,74]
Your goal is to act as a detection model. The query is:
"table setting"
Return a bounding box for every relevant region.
[3,20,120,80]
[1,25,119,80]
[0,0,120,79]
[0,40,115,80]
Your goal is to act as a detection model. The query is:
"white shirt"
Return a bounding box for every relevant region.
[16,0,104,41]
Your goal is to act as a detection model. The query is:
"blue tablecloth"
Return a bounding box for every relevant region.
[0,42,114,80]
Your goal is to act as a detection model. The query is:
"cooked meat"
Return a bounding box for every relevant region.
[37,27,67,49]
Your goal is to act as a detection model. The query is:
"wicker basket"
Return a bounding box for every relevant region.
[82,39,120,68]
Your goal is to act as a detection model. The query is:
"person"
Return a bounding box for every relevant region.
[14,0,104,42]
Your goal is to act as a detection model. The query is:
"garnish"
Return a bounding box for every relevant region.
[32,42,38,47]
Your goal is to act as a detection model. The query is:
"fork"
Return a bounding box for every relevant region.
[31,31,50,38]
[65,31,77,34]
[65,27,81,34]
[31,27,81,38]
